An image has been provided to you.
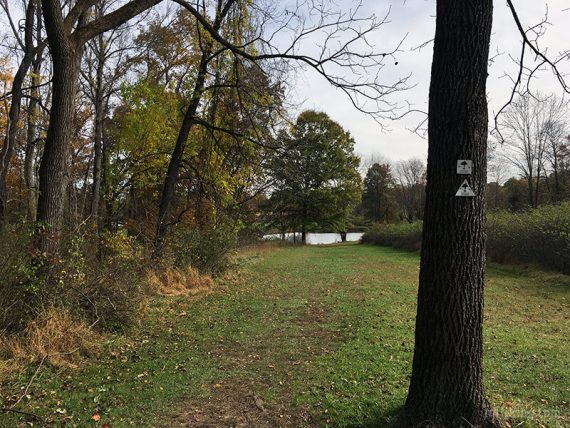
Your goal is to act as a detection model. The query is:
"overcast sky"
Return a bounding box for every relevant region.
[1,1,567,166]
[289,0,570,164]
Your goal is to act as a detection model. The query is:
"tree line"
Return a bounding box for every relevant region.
[357,91,570,225]
[0,0,404,262]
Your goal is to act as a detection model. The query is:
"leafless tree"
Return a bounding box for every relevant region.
[79,0,136,228]
[395,157,425,222]
[499,92,567,207]
[0,0,45,224]
[494,1,570,134]
[542,101,569,201]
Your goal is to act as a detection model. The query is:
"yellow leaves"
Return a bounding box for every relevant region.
[0,57,13,132]
[0,57,12,83]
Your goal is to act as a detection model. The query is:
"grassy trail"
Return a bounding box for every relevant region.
[1,244,568,427]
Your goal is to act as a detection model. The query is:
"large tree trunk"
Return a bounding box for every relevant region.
[37,56,79,252]
[36,0,82,253]
[400,1,499,426]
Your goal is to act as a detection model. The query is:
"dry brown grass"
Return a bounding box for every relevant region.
[231,242,281,262]
[147,266,214,297]
[0,308,101,369]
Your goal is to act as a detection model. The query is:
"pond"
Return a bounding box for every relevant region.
[263,232,364,245]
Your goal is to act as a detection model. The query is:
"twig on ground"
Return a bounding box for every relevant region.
[0,406,45,421]
[10,355,46,408]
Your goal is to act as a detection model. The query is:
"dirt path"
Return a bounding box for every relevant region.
[169,381,311,427]
[164,249,351,428]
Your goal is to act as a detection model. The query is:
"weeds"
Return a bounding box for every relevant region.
[166,224,237,275]
[147,266,214,296]
[361,221,423,252]
[362,203,570,274]
[0,308,101,368]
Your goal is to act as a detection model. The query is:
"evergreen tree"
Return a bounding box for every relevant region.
[362,163,396,223]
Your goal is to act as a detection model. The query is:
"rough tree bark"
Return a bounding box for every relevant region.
[399,1,500,427]
[24,26,44,222]
[36,0,163,254]
[37,0,83,253]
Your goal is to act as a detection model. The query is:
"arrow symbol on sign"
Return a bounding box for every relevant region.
[456,179,475,197]
[457,160,473,175]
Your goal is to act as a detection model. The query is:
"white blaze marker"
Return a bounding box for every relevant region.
[457,160,473,175]
[456,179,475,197]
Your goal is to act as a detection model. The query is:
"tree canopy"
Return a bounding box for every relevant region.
[265,110,361,243]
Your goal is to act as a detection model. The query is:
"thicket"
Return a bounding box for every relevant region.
[361,221,422,252]
[362,203,570,274]
[0,224,234,368]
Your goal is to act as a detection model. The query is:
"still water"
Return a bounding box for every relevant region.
[263,232,363,245]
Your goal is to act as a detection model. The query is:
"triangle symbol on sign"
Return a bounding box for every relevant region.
[456,179,475,197]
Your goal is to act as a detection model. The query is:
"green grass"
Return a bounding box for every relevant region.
[1,244,568,427]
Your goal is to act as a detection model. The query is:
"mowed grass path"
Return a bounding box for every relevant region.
[1,244,568,427]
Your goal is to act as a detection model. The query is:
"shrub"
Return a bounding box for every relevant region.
[166,224,237,275]
[362,203,570,274]
[0,222,44,333]
[0,226,148,334]
[361,222,423,252]
[487,203,570,274]
[76,230,148,332]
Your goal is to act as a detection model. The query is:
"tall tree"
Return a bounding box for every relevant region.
[36,0,163,254]
[395,158,426,222]
[399,1,499,426]
[542,98,569,203]
[0,0,42,225]
[80,0,135,228]
[499,93,562,208]
[361,162,395,223]
[153,0,236,256]
[24,1,45,222]
[265,110,361,244]
[153,0,406,256]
